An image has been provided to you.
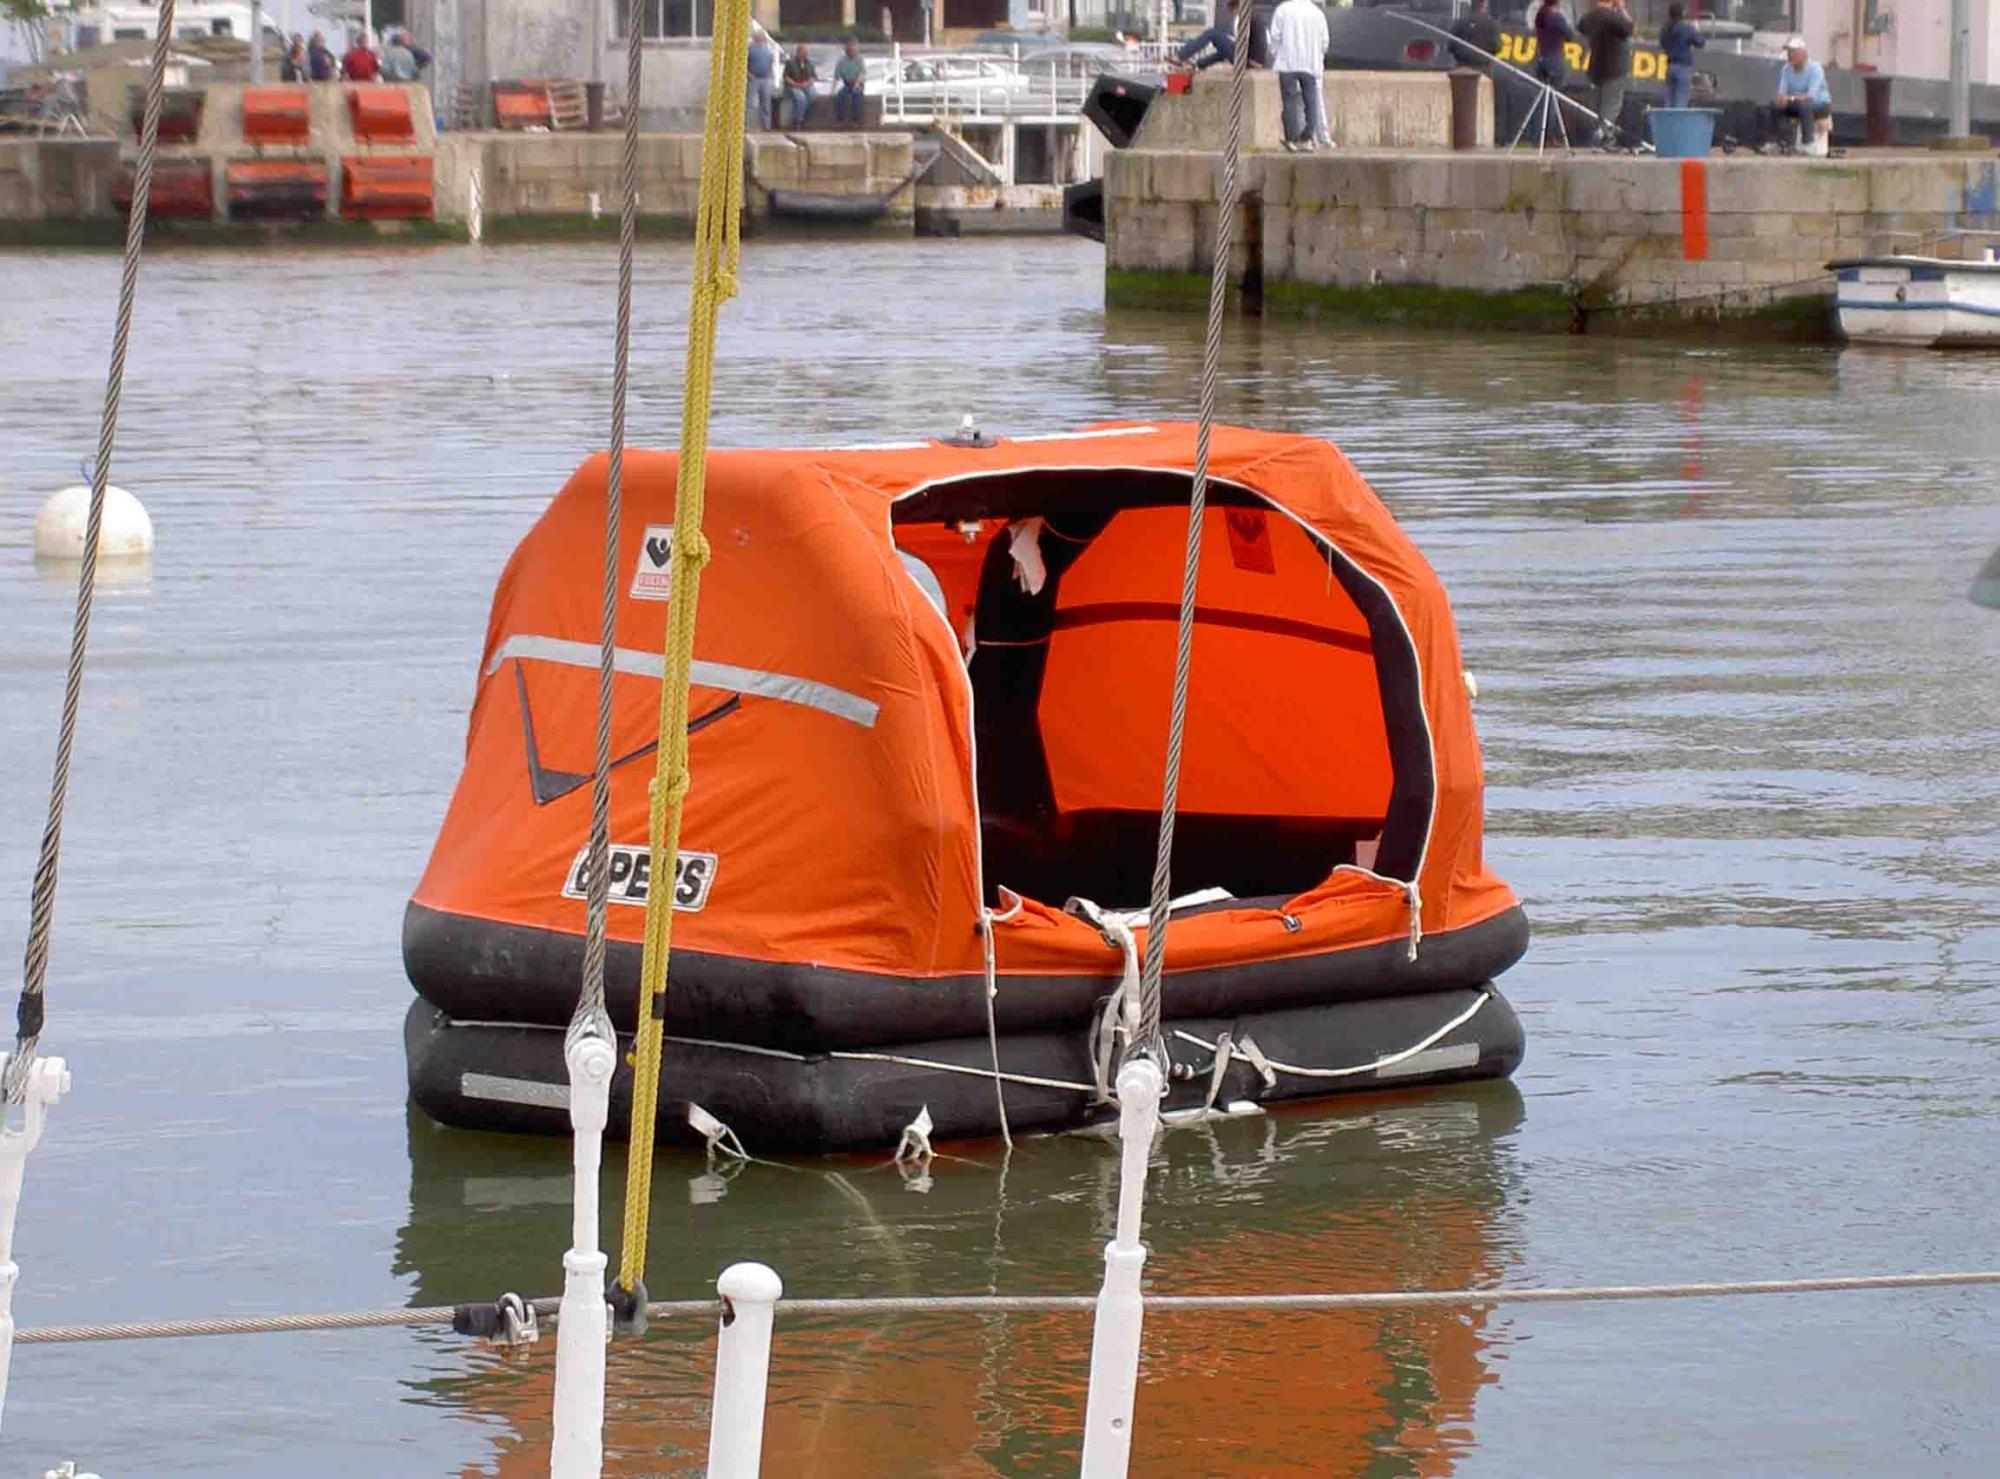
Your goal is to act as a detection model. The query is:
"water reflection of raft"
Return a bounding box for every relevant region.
[403,423,1528,1152]
[396,1086,1526,1473]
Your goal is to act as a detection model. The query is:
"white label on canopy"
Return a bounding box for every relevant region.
[563,844,717,912]
[630,523,675,601]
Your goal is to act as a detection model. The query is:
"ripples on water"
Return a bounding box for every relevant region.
[1,240,1997,1475]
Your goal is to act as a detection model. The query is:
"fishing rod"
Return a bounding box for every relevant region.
[1382,9,1655,152]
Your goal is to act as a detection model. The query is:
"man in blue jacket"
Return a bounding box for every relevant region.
[1768,35,1831,153]
[1658,2,1705,110]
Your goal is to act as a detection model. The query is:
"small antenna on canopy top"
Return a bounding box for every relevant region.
[942,413,996,449]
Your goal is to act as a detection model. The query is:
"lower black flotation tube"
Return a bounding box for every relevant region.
[404,984,1525,1153]
[403,901,1529,1053]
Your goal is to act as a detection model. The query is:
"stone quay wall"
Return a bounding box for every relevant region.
[1134,69,1493,153]
[1,85,915,240]
[436,132,915,230]
[1105,149,2000,332]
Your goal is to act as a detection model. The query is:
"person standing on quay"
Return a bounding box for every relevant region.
[307,30,337,82]
[745,25,777,132]
[1270,0,1330,154]
[1576,0,1633,147]
[1450,0,1503,71]
[380,29,419,82]
[341,30,380,82]
[1659,2,1706,111]
[1530,0,1575,145]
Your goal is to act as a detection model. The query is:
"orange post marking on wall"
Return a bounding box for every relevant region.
[1680,159,1709,262]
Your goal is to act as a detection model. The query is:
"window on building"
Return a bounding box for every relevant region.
[611,0,717,40]
[1633,2,1799,30]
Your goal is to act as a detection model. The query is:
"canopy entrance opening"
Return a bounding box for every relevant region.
[892,469,1436,913]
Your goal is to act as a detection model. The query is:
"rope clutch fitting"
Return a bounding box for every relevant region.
[609,1279,649,1338]
[451,1291,540,1350]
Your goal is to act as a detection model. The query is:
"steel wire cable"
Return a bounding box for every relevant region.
[18,1270,2000,1345]
[1135,9,1252,1058]
[7,0,177,1104]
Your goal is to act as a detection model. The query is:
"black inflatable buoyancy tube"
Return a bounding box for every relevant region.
[404,985,1525,1153]
[403,902,1529,1053]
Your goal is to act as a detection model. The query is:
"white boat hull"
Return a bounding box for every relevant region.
[1833,257,2000,348]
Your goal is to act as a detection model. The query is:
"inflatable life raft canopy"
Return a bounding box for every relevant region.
[406,422,1528,1149]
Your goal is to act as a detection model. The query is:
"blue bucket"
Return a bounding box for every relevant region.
[1648,108,1722,159]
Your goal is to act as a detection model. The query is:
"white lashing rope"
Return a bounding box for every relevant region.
[1171,991,1491,1082]
[17,1271,2000,1345]
[6,0,177,1104]
[978,889,1024,1147]
[514,982,1493,1101]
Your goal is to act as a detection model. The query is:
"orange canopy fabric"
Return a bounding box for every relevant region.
[411,422,1517,988]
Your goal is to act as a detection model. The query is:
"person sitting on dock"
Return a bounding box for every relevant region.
[784,44,819,129]
[1767,35,1831,154]
[280,34,308,83]
[746,24,777,132]
[1176,0,1268,71]
[1270,0,1330,153]
[340,32,380,82]
[1575,0,1634,148]
[307,30,337,82]
[1658,2,1706,111]
[833,38,867,126]
[1450,0,1503,71]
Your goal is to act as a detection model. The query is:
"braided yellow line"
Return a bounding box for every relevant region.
[618,0,752,1294]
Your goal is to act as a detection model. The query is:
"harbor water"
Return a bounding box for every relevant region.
[2,238,1997,1476]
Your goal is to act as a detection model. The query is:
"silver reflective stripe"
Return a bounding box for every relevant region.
[1374,1043,1479,1080]
[486,634,880,728]
[460,1072,571,1109]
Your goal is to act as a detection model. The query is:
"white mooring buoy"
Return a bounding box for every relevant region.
[33,484,153,562]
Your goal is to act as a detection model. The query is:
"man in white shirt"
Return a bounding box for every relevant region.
[1269,0,1331,152]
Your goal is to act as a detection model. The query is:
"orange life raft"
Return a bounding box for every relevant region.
[404,423,1528,1150]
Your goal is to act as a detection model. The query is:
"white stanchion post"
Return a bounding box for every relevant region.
[0,1055,70,1437]
[706,1262,783,1479]
[467,168,483,243]
[1078,1056,1164,1479]
[549,1033,616,1479]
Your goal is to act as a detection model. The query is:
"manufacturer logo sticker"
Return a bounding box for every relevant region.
[630,523,675,601]
[562,844,717,912]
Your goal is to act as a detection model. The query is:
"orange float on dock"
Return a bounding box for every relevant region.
[340,155,434,220]
[113,161,215,219]
[240,86,310,145]
[347,85,416,144]
[224,159,327,219]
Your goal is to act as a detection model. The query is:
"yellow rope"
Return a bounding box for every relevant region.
[617,0,751,1296]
